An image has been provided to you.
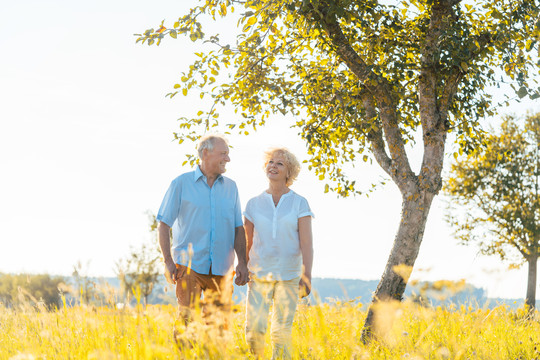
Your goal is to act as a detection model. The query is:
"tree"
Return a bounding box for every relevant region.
[72,260,96,305]
[0,273,66,310]
[445,113,540,311]
[136,0,539,340]
[115,212,162,306]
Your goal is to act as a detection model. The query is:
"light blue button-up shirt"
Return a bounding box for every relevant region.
[156,166,243,276]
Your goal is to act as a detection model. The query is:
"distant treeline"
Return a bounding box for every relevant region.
[0,272,535,310]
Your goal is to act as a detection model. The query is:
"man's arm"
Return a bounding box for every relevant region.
[298,216,313,297]
[234,225,249,285]
[158,221,177,285]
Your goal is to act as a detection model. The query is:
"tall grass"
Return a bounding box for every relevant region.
[1,299,539,359]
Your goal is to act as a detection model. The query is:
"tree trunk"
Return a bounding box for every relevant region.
[525,256,537,311]
[361,187,436,343]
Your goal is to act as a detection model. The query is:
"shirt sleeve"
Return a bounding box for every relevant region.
[156,178,182,227]
[243,198,254,223]
[298,196,315,219]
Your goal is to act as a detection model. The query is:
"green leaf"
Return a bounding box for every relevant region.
[517,87,528,98]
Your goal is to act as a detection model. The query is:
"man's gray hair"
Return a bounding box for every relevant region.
[197,134,228,159]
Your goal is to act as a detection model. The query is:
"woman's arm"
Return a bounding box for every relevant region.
[298,215,313,297]
[244,217,254,262]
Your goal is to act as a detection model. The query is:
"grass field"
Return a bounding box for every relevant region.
[1,299,539,359]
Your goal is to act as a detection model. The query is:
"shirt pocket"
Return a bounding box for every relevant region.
[219,201,236,225]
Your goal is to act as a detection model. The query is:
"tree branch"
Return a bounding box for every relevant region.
[361,91,392,175]
[312,1,415,189]
[418,0,462,193]
[419,0,461,129]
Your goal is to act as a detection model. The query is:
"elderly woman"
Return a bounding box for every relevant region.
[243,147,314,359]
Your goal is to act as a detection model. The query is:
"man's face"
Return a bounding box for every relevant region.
[202,138,230,176]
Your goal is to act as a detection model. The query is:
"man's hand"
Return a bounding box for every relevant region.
[299,275,311,298]
[234,262,249,286]
[164,261,178,285]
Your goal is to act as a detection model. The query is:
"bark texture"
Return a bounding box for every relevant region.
[361,189,436,342]
[526,256,538,311]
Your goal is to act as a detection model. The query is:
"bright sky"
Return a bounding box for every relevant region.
[1,0,538,300]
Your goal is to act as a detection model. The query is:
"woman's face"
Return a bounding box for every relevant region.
[265,153,288,183]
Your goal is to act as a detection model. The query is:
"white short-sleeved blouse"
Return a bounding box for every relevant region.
[244,190,314,281]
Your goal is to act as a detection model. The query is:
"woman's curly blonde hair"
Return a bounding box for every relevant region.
[263,147,301,186]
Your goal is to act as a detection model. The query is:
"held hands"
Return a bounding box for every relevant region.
[164,261,178,285]
[299,274,312,298]
[234,262,249,286]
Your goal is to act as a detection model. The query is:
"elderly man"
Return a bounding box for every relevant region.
[156,134,249,323]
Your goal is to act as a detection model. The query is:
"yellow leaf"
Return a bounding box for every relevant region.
[182,88,188,96]
[247,16,257,26]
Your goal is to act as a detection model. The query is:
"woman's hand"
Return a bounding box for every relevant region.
[299,274,311,298]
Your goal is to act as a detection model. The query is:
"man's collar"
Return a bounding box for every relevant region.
[194,165,223,182]
[194,166,205,181]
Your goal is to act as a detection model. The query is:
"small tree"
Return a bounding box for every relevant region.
[445,113,540,311]
[116,212,162,306]
[72,260,96,306]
